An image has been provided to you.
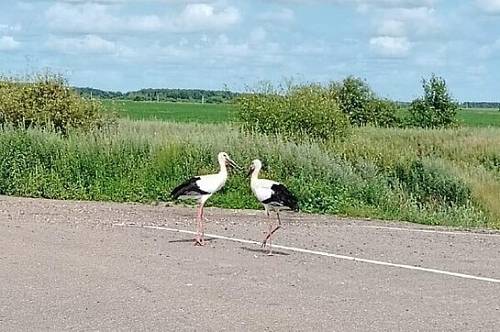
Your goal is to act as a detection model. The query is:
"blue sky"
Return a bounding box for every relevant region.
[0,0,499,101]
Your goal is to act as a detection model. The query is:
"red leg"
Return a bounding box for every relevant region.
[265,212,282,255]
[194,204,203,246]
[262,212,281,247]
[200,204,206,245]
[261,209,271,248]
[267,223,273,256]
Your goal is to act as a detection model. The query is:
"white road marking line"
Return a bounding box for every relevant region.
[351,225,500,237]
[113,223,500,285]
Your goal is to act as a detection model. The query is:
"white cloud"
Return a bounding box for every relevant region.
[142,34,252,65]
[154,43,192,60]
[46,34,130,55]
[207,34,282,64]
[16,2,36,11]
[178,37,188,47]
[271,0,434,10]
[291,40,330,55]
[367,3,438,58]
[0,36,20,51]
[172,4,240,32]
[465,64,487,80]
[390,6,435,22]
[376,19,406,37]
[212,34,250,57]
[384,7,440,38]
[476,0,500,14]
[44,0,201,3]
[478,39,500,59]
[0,24,22,33]
[414,44,447,67]
[45,2,240,34]
[130,15,164,31]
[276,0,438,36]
[356,0,434,10]
[370,36,411,57]
[46,3,119,33]
[258,8,295,23]
[57,0,129,3]
[249,27,267,44]
[147,32,283,67]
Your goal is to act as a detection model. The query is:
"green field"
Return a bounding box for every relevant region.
[109,100,500,127]
[457,108,500,127]
[106,100,235,123]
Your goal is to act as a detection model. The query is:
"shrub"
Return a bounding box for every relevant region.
[409,74,458,128]
[366,98,399,127]
[331,76,400,127]
[236,83,349,141]
[0,73,114,134]
[331,76,373,126]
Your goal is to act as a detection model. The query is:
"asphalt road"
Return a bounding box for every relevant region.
[0,196,499,331]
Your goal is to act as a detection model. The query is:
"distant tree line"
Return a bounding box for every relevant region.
[74,87,499,109]
[74,87,239,104]
[382,101,500,109]
[461,102,500,109]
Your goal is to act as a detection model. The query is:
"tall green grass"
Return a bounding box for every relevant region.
[0,120,497,228]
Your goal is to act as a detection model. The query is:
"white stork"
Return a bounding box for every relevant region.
[171,152,239,246]
[248,159,298,255]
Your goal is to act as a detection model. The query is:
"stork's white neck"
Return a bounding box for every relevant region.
[218,158,228,176]
[250,164,261,182]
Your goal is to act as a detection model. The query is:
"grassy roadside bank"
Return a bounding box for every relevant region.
[0,120,498,228]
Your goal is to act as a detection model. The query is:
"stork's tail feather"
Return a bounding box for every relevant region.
[170,184,185,199]
[290,200,299,212]
[284,194,299,212]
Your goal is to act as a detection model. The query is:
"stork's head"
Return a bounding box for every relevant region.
[218,152,239,169]
[247,159,262,177]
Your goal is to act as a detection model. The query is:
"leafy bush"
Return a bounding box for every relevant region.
[0,74,113,134]
[366,98,399,127]
[331,76,373,126]
[409,74,458,128]
[238,76,403,133]
[236,83,349,140]
[331,76,400,127]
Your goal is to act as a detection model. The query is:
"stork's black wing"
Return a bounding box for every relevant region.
[171,177,209,199]
[262,183,299,211]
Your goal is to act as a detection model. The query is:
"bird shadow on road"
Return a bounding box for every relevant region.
[240,246,290,256]
[168,238,216,243]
